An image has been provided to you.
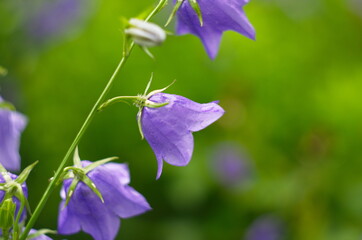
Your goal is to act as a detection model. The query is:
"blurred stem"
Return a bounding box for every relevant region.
[20,1,166,239]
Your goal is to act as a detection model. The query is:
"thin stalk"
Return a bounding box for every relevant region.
[19,52,131,240]
[20,1,166,239]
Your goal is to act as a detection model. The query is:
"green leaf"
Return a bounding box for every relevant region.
[73,147,82,168]
[165,0,184,26]
[16,161,38,184]
[27,229,56,240]
[84,157,118,173]
[141,46,155,59]
[0,102,15,111]
[81,175,104,203]
[188,0,203,26]
[0,163,7,173]
[64,178,80,207]
[137,109,144,139]
[145,79,176,99]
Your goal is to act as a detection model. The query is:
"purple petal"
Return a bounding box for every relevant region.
[176,0,255,59]
[59,181,120,240]
[88,163,151,218]
[57,202,81,235]
[0,107,27,171]
[58,161,151,240]
[141,93,224,178]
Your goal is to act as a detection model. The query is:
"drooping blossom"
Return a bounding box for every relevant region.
[245,215,284,240]
[141,93,224,179]
[210,142,252,187]
[0,97,27,172]
[58,161,151,240]
[176,0,255,59]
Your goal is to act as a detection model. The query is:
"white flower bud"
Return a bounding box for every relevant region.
[125,18,166,47]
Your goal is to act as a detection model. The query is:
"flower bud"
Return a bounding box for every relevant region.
[125,18,166,47]
[0,198,16,230]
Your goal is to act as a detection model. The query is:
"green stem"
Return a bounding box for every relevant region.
[20,1,166,239]
[19,54,130,240]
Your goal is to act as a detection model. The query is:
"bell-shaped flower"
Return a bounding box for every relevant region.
[175,0,255,59]
[58,154,151,240]
[99,78,225,180]
[141,92,225,179]
[0,96,27,172]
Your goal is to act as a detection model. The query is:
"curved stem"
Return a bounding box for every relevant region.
[20,1,166,239]
[20,54,130,240]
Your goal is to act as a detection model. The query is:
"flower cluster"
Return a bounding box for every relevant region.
[0,0,255,239]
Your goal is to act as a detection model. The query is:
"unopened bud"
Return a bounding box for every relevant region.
[125,19,166,47]
[0,199,16,230]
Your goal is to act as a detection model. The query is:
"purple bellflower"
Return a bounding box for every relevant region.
[176,0,255,59]
[141,93,225,179]
[58,160,151,240]
[0,96,27,172]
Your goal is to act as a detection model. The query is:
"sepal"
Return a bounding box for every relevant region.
[27,229,56,240]
[0,101,15,111]
[165,0,184,26]
[61,149,118,207]
[188,0,203,26]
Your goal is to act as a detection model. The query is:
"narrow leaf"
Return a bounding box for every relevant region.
[84,157,118,173]
[16,161,39,184]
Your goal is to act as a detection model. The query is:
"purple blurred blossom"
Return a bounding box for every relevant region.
[211,142,252,187]
[0,96,27,172]
[58,161,151,240]
[26,0,94,43]
[176,0,255,59]
[141,93,224,179]
[246,215,284,240]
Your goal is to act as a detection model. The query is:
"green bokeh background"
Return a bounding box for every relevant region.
[1,0,362,239]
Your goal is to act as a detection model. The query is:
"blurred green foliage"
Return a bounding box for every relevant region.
[1,0,362,239]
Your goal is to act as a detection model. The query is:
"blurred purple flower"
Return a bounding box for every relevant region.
[246,215,284,240]
[176,0,255,59]
[58,161,151,240]
[0,97,27,172]
[141,93,224,179]
[26,0,94,43]
[211,142,252,187]
[0,172,28,224]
